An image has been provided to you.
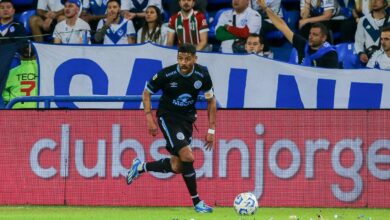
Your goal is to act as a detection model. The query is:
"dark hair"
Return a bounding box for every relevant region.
[178,43,196,55]
[0,0,13,5]
[107,0,121,7]
[247,33,264,44]
[140,5,163,43]
[381,26,390,33]
[311,22,329,38]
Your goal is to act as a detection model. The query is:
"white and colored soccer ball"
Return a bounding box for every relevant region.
[233,192,258,215]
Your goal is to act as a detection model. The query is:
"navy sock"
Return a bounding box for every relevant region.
[144,158,172,173]
[182,161,201,206]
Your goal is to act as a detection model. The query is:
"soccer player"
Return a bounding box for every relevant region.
[126,43,216,213]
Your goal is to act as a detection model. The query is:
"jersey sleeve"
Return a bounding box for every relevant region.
[197,12,209,33]
[146,71,166,94]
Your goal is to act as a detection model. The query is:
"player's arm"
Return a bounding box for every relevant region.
[204,90,216,151]
[142,89,158,136]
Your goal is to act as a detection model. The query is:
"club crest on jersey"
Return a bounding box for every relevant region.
[241,19,248,26]
[176,132,185,140]
[194,80,202,89]
[170,82,178,88]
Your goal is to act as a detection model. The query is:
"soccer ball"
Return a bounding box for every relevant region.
[233,192,258,215]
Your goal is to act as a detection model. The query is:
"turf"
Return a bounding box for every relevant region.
[0,206,388,220]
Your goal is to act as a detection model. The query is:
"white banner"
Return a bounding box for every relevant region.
[35,42,390,109]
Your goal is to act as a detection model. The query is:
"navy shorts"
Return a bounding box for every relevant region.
[157,113,194,156]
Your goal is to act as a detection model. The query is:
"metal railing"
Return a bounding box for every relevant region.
[5,95,205,109]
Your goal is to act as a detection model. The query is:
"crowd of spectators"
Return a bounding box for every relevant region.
[1,0,390,69]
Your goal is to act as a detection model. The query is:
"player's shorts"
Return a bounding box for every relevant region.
[157,113,194,156]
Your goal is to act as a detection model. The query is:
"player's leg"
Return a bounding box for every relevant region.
[178,146,213,213]
[127,115,182,185]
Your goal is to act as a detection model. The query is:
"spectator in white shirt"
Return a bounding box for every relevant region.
[120,0,163,31]
[95,0,136,44]
[53,0,91,44]
[215,0,262,53]
[367,26,390,70]
[29,0,65,42]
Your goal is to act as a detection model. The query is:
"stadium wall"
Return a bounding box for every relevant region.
[0,110,389,207]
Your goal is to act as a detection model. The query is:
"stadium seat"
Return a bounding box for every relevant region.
[282,8,300,31]
[335,43,364,69]
[208,8,232,39]
[288,47,298,64]
[19,10,36,35]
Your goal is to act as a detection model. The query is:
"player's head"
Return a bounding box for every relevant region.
[0,0,15,21]
[179,0,195,13]
[107,0,121,18]
[380,26,390,52]
[245,33,264,54]
[177,43,197,75]
[308,22,328,48]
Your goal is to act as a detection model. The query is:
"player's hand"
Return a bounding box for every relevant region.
[204,133,214,151]
[146,115,158,136]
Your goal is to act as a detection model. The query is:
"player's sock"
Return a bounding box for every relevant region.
[182,161,201,206]
[144,158,173,173]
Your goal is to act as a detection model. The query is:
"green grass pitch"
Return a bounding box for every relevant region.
[0,206,388,220]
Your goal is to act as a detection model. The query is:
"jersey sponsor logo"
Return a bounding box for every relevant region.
[166,71,176,77]
[170,82,178,88]
[172,93,194,107]
[194,80,202,89]
[176,132,185,140]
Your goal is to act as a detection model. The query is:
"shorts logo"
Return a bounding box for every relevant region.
[176,132,185,140]
[194,80,202,89]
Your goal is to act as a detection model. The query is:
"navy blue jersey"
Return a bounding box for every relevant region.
[146,63,214,118]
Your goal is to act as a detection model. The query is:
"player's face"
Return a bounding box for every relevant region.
[179,0,195,12]
[64,2,79,18]
[245,36,264,54]
[308,27,326,48]
[381,31,390,52]
[107,2,120,17]
[145,7,157,23]
[0,2,15,20]
[177,52,197,74]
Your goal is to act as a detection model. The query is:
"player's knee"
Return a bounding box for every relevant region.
[171,162,183,173]
[178,147,194,162]
[180,153,194,162]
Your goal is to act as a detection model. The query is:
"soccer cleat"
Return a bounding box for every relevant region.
[126,158,142,185]
[194,201,213,213]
